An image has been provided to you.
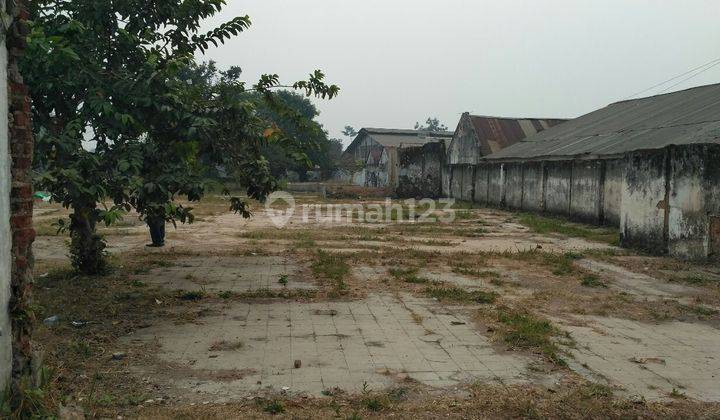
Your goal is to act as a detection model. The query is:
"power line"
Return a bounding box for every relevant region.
[623,56,720,100]
[657,60,720,94]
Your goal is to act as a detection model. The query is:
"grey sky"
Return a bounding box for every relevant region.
[200,0,720,147]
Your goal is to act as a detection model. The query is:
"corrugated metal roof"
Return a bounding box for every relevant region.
[344,128,454,154]
[467,115,567,155]
[486,83,720,160]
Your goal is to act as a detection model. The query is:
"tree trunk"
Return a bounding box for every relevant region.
[69,203,107,274]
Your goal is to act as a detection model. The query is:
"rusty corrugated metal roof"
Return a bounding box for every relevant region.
[468,115,567,155]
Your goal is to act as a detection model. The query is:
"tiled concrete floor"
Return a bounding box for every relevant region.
[138,256,315,293]
[559,316,720,401]
[130,293,530,398]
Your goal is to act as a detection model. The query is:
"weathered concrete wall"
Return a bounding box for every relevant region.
[473,164,489,204]
[621,149,667,253]
[0,11,11,389]
[442,144,720,260]
[487,164,504,206]
[441,164,451,198]
[447,113,479,165]
[570,160,602,224]
[521,162,544,212]
[366,148,392,188]
[421,143,444,199]
[504,163,524,209]
[396,143,443,198]
[603,159,623,227]
[450,165,463,199]
[543,161,572,216]
[667,144,720,259]
[460,166,475,202]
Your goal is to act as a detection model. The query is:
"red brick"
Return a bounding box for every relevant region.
[13,111,28,127]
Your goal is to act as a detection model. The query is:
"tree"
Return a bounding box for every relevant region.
[24,1,338,274]
[414,117,448,132]
[252,90,343,181]
[342,125,358,138]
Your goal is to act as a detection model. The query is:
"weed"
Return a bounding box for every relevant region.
[424,286,496,304]
[218,291,234,299]
[177,290,205,301]
[94,394,115,407]
[500,249,586,277]
[363,397,386,412]
[69,339,92,358]
[580,275,607,288]
[125,394,146,406]
[674,274,717,286]
[278,274,289,286]
[455,210,474,220]
[692,305,718,316]
[230,288,317,300]
[582,383,613,398]
[263,399,285,414]
[387,387,408,402]
[452,264,500,279]
[389,267,430,284]
[131,279,146,287]
[670,388,687,399]
[312,250,350,292]
[497,310,566,365]
[490,278,505,286]
[0,367,56,418]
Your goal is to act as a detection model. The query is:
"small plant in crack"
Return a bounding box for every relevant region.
[278,274,289,286]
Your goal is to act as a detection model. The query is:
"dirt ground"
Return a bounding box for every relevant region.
[30,194,720,418]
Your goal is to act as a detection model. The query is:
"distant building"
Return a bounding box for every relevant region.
[339,128,454,194]
[444,113,567,198]
[445,84,720,260]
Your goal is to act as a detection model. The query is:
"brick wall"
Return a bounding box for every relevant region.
[7,0,35,387]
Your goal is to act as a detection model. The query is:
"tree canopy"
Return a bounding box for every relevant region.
[414,117,449,132]
[24,0,339,273]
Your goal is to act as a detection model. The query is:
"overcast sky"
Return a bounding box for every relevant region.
[199,0,720,147]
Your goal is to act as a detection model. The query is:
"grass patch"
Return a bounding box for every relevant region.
[177,290,205,301]
[672,274,718,286]
[311,250,350,292]
[218,288,317,300]
[580,274,607,288]
[505,249,585,276]
[451,264,500,279]
[389,267,432,284]
[581,383,614,398]
[517,213,620,245]
[424,286,496,304]
[278,274,289,286]
[497,309,567,366]
[692,305,718,316]
[455,210,474,220]
[263,399,285,414]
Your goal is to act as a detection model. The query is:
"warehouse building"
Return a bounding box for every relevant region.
[340,128,453,195]
[444,113,567,199]
[446,84,720,260]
